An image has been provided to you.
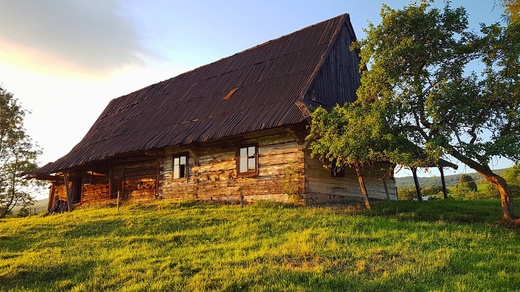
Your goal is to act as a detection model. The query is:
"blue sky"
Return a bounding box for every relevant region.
[0,0,510,181]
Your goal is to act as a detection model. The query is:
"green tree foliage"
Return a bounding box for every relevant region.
[308,1,519,222]
[398,185,444,201]
[503,164,520,185]
[498,0,520,24]
[458,174,478,192]
[502,164,520,197]
[0,85,41,218]
[450,174,482,200]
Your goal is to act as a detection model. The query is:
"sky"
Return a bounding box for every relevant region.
[0,0,512,185]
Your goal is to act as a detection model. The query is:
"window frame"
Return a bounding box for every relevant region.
[237,145,259,177]
[173,153,189,180]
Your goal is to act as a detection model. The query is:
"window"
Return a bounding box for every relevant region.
[173,154,188,179]
[331,163,345,177]
[238,145,258,176]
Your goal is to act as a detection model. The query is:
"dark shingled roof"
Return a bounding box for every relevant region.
[35,14,355,175]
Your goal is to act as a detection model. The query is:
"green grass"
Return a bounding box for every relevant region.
[1,200,519,291]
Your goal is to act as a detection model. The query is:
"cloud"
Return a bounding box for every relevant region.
[0,0,148,74]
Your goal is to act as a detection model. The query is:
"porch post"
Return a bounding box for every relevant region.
[411,167,423,202]
[63,173,72,212]
[438,166,448,199]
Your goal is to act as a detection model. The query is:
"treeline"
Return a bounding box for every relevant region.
[395,169,507,189]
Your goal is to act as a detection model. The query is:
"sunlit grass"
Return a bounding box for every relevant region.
[1,199,519,291]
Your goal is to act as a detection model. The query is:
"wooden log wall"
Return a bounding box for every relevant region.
[48,158,159,207]
[111,159,159,202]
[47,130,396,207]
[48,175,110,207]
[161,132,305,203]
[80,175,110,205]
[303,156,397,204]
[49,184,67,202]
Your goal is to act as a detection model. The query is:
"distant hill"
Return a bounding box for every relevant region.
[395,169,507,189]
[10,198,49,216]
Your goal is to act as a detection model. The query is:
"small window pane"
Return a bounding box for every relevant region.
[248,146,255,156]
[238,145,258,175]
[240,157,247,173]
[248,157,255,171]
[173,155,188,179]
[179,165,185,178]
[173,166,180,179]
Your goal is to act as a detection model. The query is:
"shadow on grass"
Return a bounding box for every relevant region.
[0,259,106,291]
[366,199,504,225]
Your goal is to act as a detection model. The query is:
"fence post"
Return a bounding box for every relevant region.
[117,191,120,212]
[240,188,244,208]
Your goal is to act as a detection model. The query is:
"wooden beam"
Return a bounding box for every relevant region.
[382,178,390,201]
[47,184,55,213]
[63,173,72,212]
[439,166,448,200]
[411,167,423,202]
[354,161,371,209]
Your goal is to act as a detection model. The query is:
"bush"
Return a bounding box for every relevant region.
[397,185,444,201]
[397,187,417,200]
[458,174,478,191]
[502,164,520,185]
[480,184,501,199]
[422,185,445,200]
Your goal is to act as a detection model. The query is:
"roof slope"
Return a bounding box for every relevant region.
[36,14,355,174]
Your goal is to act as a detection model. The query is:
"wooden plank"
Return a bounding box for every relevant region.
[63,173,72,212]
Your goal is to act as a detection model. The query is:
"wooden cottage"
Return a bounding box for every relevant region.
[30,14,397,210]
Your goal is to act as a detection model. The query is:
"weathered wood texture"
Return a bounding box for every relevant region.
[49,184,67,203]
[161,132,305,202]
[50,158,159,206]
[303,156,397,204]
[80,175,110,205]
[47,131,396,207]
[306,22,360,108]
[112,159,159,202]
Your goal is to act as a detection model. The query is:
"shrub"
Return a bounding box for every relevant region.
[502,164,520,185]
[422,185,445,200]
[458,174,478,191]
[397,185,444,201]
[397,187,417,200]
[17,207,30,217]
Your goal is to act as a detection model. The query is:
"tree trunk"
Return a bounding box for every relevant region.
[438,166,448,200]
[480,171,515,222]
[64,173,72,212]
[411,167,423,202]
[0,158,18,218]
[448,150,516,221]
[354,161,371,210]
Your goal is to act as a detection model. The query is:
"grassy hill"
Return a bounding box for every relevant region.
[1,200,519,291]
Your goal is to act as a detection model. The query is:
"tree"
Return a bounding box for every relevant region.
[0,85,41,218]
[497,0,519,24]
[503,164,520,185]
[308,1,519,223]
[458,174,478,192]
[502,164,520,198]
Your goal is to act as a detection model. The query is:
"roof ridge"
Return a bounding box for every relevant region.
[31,13,357,175]
[112,14,351,103]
